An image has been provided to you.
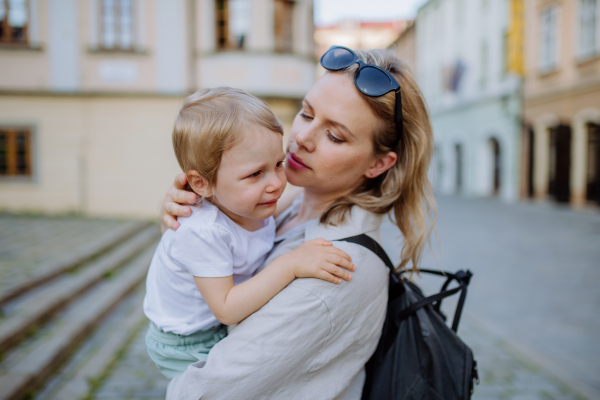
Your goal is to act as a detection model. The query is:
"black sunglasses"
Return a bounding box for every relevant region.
[320,46,403,146]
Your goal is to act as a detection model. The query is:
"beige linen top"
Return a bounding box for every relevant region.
[166,196,389,400]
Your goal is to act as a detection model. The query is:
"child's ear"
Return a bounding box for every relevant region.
[187,170,213,198]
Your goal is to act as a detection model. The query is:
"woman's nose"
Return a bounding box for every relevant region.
[294,125,317,153]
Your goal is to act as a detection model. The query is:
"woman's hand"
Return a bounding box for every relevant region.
[160,173,198,233]
[281,239,355,284]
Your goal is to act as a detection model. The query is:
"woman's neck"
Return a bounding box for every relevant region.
[294,189,346,224]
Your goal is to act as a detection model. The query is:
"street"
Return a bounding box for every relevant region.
[381,195,600,399]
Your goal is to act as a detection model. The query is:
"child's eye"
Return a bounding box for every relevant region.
[299,112,313,121]
[248,171,261,178]
[327,131,345,144]
[276,161,284,168]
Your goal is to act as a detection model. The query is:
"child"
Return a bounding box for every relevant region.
[143,87,355,379]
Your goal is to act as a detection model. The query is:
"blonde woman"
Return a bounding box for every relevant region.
[161,47,436,400]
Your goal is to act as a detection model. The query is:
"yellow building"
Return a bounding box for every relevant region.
[0,0,316,217]
[522,0,600,206]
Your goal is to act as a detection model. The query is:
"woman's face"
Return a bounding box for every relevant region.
[285,72,382,196]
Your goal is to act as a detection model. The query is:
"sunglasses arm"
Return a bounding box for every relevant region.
[395,90,403,141]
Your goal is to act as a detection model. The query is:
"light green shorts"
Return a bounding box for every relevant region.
[145,322,228,379]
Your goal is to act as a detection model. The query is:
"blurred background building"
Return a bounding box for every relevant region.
[410,0,600,208]
[521,0,600,207]
[315,19,408,57]
[0,0,315,217]
[415,0,523,201]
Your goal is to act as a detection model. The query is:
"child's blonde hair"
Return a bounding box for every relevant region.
[173,87,284,184]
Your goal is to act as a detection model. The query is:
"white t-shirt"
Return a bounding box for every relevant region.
[143,200,276,335]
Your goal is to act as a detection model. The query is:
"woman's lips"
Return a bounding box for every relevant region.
[287,153,310,170]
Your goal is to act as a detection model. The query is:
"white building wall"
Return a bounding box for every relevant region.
[417,0,522,201]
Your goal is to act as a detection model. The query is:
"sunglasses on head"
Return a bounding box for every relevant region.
[320,46,403,146]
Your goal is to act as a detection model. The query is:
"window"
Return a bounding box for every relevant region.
[480,41,488,89]
[0,128,32,177]
[579,0,598,59]
[540,6,559,72]
[0,0,28,44]
[274,0,294,53]
[100,0,133,50]
[215,0,250,50]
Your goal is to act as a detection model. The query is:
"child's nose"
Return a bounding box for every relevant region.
[267,173,284,192]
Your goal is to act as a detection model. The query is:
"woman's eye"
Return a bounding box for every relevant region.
[327,131,345,144]
[299,112,313,120]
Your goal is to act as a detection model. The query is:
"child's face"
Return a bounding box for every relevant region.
[211,124,287,229]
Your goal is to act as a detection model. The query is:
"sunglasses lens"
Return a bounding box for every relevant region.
[356,66,392,95]
[321,47,355,70]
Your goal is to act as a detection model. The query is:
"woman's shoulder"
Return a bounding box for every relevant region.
[304,205,385,243]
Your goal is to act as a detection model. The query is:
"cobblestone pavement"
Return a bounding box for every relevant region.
[0,213,133,293]
[90,196,595,400]
[92,302,584,400]
[92,295,170,400]
[381,195,600,399]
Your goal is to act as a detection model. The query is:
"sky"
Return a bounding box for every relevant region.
[314,0,429,26]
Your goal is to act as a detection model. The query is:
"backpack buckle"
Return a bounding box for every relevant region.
[455,270,472,286]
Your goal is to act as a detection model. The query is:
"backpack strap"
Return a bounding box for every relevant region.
[336,234,472,332]
[336,234,405,301]
[336,234,394,270]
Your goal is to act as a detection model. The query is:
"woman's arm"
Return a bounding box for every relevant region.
[194,239,354,325]
[160,173,198,233]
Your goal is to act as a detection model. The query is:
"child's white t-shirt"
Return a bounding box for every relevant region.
[143,200,275,335]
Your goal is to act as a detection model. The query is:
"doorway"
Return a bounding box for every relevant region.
[548,125,571,203]
[587,123,600,205]
[455,144,463,194]
[489,138,501,196]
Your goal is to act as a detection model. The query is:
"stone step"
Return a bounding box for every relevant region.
[34,286,148,400]
[0,220,149,307]
[0,226,159,354]
[0,242,158,400]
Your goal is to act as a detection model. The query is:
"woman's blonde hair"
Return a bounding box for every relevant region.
[321,49,437,274]
[173,87,283,185]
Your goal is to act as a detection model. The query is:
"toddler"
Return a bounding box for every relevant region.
[143,87,355,379]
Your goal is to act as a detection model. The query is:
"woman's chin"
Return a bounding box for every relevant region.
[284,166,309,186]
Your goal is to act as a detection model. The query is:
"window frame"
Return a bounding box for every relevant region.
[539,5,560,74]
[274,0,294,54]
[0,0,29,46]
[214,0,249,51]
[98,0,135,52]
[0,127,34,179]
[577,0,599,61]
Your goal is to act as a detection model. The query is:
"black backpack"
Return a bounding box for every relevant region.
[338,235,479,400]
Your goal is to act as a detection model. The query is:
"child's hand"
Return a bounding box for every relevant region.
[282,238,355,284]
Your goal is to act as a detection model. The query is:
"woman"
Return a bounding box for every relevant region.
[162,48,435,399]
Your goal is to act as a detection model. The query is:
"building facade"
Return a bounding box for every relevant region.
[0,0,315,217]
[416,0,524,201]
[390,21,416,74]
[522,0,600,206]
[315,20,408,58]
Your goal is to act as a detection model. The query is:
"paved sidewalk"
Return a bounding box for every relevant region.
[91,306,583,400]
[381,195,600,399]
[93,313,170,400]
[0,213,135,293]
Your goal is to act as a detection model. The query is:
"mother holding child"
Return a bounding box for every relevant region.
[149,47,436,399]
